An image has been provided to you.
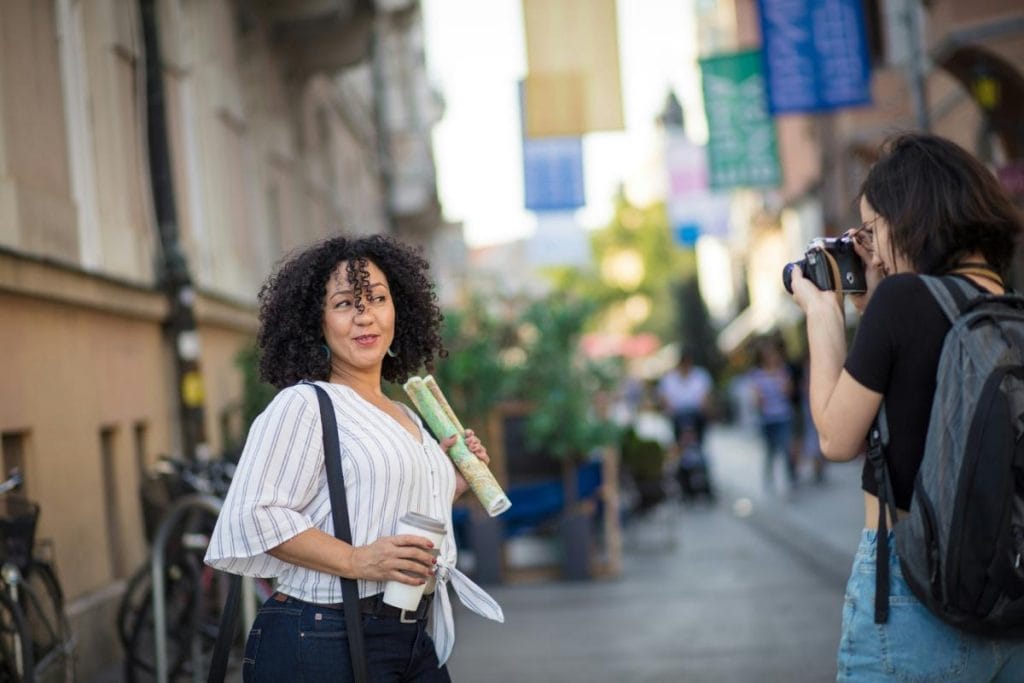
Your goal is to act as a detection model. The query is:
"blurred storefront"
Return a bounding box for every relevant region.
[0,0,447,675]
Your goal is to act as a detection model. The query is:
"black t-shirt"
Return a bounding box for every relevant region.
[843,273,985,510]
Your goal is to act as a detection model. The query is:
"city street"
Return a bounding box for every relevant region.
[447,425,866,683]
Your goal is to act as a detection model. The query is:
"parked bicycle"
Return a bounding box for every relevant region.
[0,469,75,682]
[117,456,269,681]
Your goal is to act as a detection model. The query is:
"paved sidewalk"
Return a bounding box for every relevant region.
[447,424,866,683]
[90,425,866,682]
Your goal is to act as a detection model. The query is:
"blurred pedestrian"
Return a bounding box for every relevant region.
[748,338,796,493]
[788,132,1024,679]
[205,234,502,682]
[656,348,713,451]
[797,353,826,484]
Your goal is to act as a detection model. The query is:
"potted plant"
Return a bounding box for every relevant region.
[511,294,620,580]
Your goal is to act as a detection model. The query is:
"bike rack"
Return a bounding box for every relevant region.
[150,494,256,683]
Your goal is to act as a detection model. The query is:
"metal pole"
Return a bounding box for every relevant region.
[904,0,931,131]
[150,494,222,683]
[241,576,257,635]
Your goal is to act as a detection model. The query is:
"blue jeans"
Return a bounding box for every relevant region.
[242,594,451,683]
[837,530,1024,681]
[760,419,795,489]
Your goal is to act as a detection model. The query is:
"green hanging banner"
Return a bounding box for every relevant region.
[699,50,781,190]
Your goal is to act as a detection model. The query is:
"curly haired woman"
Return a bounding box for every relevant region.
[206,234,502,682]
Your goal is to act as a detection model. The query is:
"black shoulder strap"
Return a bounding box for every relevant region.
[206,573,242,683]
[865,403,899,625]
[207,384,368,683]
[314,384,369,683]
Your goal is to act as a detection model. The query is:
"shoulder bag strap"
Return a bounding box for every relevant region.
[314,384,370,683]
[206,573,242,683]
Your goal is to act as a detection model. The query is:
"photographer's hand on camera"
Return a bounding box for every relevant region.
[788,263,843,319]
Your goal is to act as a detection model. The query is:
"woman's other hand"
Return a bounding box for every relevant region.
[440,429,490,499]
[350,535,437,584]
[848,228,885,314]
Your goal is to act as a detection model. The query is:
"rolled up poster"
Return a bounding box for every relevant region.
[403,376,512,516]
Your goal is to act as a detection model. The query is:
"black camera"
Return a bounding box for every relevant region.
[782,235,866,295]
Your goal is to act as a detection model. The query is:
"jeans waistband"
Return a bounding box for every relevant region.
[271,592,434,621]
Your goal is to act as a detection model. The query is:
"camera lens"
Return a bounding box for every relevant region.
[782,260,804,295]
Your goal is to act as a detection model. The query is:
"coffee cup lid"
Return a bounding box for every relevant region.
[401,511,446,534]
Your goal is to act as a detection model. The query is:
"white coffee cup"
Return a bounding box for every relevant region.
[382,511,447,611]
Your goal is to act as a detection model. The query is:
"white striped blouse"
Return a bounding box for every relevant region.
[204,380,502,664]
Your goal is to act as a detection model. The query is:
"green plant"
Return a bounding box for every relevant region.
[235,344,278,438]
[431,295,518,430]
[512,295,620,464]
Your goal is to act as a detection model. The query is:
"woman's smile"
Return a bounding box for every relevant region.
[353,334,380,347]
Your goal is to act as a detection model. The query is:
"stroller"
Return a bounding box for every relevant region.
[673,414,715,502]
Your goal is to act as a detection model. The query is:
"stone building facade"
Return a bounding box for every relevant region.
[0,0,445,675]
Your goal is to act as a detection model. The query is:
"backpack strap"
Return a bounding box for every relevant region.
[866,402,900,624]
[919,274,977,323]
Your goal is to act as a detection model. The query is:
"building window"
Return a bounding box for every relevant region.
[316,108,337,192]
[100,426,127,579]
[133,421,147,483]
[0,432,27,489]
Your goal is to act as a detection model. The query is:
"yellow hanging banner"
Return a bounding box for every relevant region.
[522,0,624,138]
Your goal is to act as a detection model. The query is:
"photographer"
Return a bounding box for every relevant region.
[787,133,1024,680]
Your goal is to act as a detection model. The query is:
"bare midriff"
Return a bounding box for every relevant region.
[863,491,910,529]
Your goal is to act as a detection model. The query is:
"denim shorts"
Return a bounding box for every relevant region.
[837,529,1024,682]
[242,594,450,683]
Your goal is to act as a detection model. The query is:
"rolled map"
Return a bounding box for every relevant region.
[403,376,512,517]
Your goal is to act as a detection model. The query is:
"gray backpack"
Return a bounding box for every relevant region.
[868,274,1024,635]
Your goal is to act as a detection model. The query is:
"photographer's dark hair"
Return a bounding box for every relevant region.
[859,132,1021,277]
[257,233,446,389]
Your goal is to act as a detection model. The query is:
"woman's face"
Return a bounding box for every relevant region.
[859,196,913,276]
[322,259,396,380]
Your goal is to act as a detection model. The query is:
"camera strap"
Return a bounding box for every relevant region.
[818,247,846,307]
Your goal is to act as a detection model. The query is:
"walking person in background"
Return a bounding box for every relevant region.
[657,348,713,451]
[798,353,826,484]
[205,234,502,682]
[788,132,1024,680]
[748,337,797,493]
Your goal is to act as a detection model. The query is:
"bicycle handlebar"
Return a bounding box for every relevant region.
[0,469,24,496]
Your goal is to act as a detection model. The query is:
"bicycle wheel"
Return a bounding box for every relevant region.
[0,587,34,683]
[116,564,150,653]
[123,561,199,683]
[20,562,73,683]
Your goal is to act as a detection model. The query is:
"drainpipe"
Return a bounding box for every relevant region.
[368,9,398,234]
[139,0,209,462]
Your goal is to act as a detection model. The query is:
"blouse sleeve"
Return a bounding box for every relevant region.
[205,385,325,577]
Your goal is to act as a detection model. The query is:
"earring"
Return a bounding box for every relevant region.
[322,344,331,361]
[386,346,397,358]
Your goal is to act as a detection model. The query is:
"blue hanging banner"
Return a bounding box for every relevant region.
[757,0,872,114]
[523,137,586,212]
[519,81,586,212]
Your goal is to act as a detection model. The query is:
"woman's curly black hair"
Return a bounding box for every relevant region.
[256,234,446,389]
